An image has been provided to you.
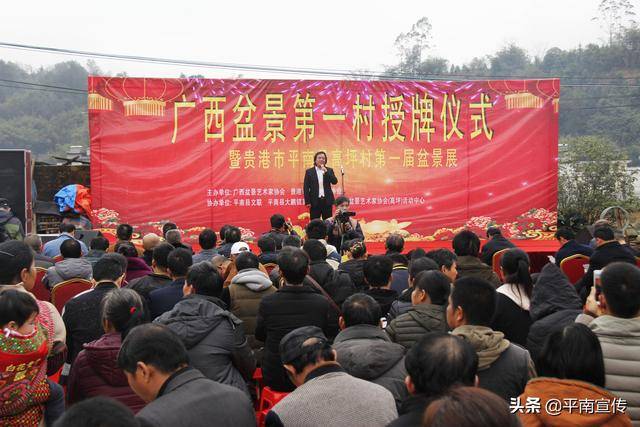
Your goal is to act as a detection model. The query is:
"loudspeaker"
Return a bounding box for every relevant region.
[0,150,32,234]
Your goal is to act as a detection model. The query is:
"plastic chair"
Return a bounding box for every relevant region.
[263,263,277,275]
[559,254,591,284]
[32,267,51,302]
[50,279,93,313]
[492,249,509,281]
[256,387,289,426]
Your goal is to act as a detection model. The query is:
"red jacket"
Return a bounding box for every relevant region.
[67,332,145,413]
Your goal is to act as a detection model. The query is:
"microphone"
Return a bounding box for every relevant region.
[341,166,344,175]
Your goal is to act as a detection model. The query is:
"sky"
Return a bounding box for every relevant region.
[0,0,636,79]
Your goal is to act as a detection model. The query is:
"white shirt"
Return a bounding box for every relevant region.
[315,166,325,198]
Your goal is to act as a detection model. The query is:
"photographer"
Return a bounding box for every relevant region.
[326,197,364,252]
[262,213,298,250]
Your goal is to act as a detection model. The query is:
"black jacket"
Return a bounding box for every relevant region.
[326,219,364,250]
[62,282,118,364]
[338,259,367,291]
[261,229,299,250]
[148,278,186,320]
[555,240,593,266]
[308,260,356,306]
[575,241,637,303]
[365,288,399,318]
[127,273,173,303]
[303,166,338,206]
[480,235,516,265]
[387,395,433,427]
[490,287,532,347]
[526,263,582,362]
[255,285,330,392]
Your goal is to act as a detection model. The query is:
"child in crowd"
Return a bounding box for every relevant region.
[0,289,65,426]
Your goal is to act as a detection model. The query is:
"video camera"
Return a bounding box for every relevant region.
[336,208,356,223]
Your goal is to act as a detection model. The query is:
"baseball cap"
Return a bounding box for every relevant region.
[279,326,328,365]
[230,242,250,255]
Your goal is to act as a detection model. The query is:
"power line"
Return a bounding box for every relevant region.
[0,82,85,95]
[563,103,640,111]
[0,77,85,93]
[3,41,640,85]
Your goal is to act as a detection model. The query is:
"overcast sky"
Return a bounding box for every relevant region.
[0,0,636,80]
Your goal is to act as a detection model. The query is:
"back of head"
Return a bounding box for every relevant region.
[410,248,427,260]
[409,257,439,280]
[93,253,127,282]
[341,293,381,327]
[486,227,502,239]
[198,228,217,250]
[364,255,394,288]
[142,233,160,251]
[414,270,451,305]
[280,326,334,374]
[554,227,575,241]
[60,238,82,259]
[117,324,188,375]
[452,230,480,257]
[423,386,520,427]
[385,234,404,253]
[101,288,146,339]
[282,234,302,248]
[186,262,223,297]
[115,242,138,258]
[426,249,457,270]
[270,214,286,230]
[305,219,327,240]
[23,234,42,253]
[500,248,532,297]
[152,243,174,269]
[277,248,309,285]
[537,323,605,387]
[601,262,640,318]
[116,224,134,241]
[344,239,366,259]
[0,288,39,327]
[162,222,177,237]
[235,251,260,271]
[225,226,242,244]
[405,332,477,396]
[53,396,139,427]
[59,223,76,235]
[258,236,277,254]
[219,224,231,242]
[303,239,327,262]
[165,229,182,245]
[90,236,110,251]
[594,225,615,242]
[450,277,496,326]
[167,248,193,277]
[389,253,409,267]
[0,241,34,285]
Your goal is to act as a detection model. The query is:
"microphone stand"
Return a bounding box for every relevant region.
[341,166,346,197]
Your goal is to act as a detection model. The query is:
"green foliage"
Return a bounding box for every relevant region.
[558,135,639,223]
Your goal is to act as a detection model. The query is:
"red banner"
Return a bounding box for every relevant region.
[89,77,559,242]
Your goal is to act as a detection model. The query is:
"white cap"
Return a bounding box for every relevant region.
[230,242,250,255]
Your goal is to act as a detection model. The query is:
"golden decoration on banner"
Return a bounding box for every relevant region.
[88,93,113,111]
[123,99,166,117]
[504,92,544,109]
[104,77,185,117]
[552,98,559,113]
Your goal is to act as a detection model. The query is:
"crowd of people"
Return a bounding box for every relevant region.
[0,204,639,426]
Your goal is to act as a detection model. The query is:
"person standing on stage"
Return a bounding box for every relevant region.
[304,151,338,220]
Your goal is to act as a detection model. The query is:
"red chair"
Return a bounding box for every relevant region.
[560,254,590,284]
[53,255,63,263]
[253,367,264,404]
[263,263,277,275]
[492,249,509,281]
[50,279,93,313]
[636,257,640,268]
[32,267,51,302]
[256,387,289,426]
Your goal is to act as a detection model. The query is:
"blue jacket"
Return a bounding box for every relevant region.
[149,278,185,320]
[555,240,593,266]
[43,234,88,258]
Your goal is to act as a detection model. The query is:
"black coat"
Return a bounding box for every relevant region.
[480,235,516,265]
[308,260,356,306]
[339,259,367,291]
[490,287,531,347]
[526,263,582,362]
[575,241,637,303]
[148,278,186,320]
[255,285,330,392]
[303,166,338,207]
[62,282,118,364]
[365,288,399,318]
[554,240,593,266]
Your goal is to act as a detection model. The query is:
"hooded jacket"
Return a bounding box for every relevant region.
[229,268,277,350]
[333,324,408,407]
[43,257,93,289]
[385,303,447,349]
[67,332,145,413]
[453,325,535,400]
[0,210,24,240]
[518,378,631,426]
[590,315,640,426]
[455,255,502,288]
[526,263,582,362]
[154,295,256,395]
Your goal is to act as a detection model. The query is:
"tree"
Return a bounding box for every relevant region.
[593,0,637,45]
[558,135,639,223]
[393,17,433,73]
